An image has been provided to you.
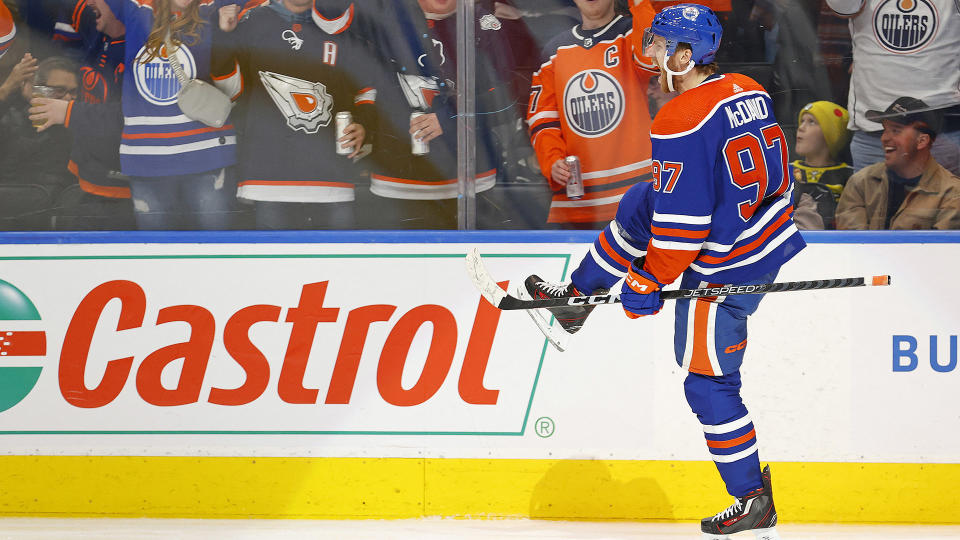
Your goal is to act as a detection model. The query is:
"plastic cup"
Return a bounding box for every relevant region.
[31,85,57,128]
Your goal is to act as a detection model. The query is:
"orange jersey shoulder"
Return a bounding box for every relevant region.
[651,73,767,137]
[0,0,14,38]
[0,0,14,59]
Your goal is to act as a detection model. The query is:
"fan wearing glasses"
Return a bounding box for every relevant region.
[0,56,78,188]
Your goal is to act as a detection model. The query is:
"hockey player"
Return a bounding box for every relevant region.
[527,0,658,228]
[524,4,804,538]
[211,0,376,229]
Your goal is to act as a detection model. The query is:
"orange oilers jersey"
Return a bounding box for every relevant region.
[0,0,15,60]
[527,1,657,224]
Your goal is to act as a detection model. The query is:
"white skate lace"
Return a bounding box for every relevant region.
[535,281,571,297]
[711,498,744,522]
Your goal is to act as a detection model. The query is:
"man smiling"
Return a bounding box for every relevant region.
[836,97,960,230]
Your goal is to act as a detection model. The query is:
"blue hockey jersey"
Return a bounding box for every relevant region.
[645,73,806,285]
[105,0,239,177]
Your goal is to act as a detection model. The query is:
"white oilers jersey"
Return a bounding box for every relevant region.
[846,0,960,130]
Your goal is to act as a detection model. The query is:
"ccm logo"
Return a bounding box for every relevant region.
[626,277,651,292]
[568,294,615,305]
[724,339,747,354]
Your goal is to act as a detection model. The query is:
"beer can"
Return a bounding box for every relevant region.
[335,111,353,155]
[410,111,430,156]
[565,155,584,199]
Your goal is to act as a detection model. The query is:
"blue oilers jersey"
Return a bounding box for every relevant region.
[105,0,241,177]
[645,73,806,286]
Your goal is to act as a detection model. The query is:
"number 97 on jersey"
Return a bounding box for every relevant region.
[651,160,683,194]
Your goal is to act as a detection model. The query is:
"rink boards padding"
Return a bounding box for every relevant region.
[0,457,957,523]
[0,230,956,523]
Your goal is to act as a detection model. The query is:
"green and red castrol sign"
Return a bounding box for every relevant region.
[0,250,570,434]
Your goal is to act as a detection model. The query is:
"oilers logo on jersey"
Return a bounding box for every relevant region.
[563,69,624,138]
[259,71,334,134]
[133,45,196,106]
[873,0,938,52]
[397,73,442,110]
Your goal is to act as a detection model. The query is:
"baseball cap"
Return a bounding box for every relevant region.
[865,97,943,135]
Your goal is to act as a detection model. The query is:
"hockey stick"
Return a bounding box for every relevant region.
[465,248,891,311]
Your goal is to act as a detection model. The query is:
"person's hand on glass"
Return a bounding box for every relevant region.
[0,53,38,101]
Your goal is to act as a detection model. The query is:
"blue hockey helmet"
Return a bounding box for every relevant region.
[643,3,722,65]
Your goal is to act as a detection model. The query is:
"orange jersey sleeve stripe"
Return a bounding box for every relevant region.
[651,226,711,239]
[599,231,632,268]
[645,245,701,286]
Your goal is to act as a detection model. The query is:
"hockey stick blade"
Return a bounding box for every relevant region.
[465,247,509,308]
[465,248,890,311]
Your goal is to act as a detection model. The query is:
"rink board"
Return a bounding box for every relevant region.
[0,230,956,523]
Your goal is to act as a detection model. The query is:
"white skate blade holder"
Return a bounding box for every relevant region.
[702,528,781,540]
[514,285,571,352]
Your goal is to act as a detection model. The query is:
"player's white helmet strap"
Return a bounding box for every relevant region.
[661,50,695,92]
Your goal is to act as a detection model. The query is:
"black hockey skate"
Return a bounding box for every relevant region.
[523,275,604,334]
[700,465,780,540]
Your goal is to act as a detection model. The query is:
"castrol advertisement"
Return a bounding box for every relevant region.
[0,244,571,436]
[0,240,957,465]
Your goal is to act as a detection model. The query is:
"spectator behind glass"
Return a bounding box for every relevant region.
[826,0,960,176]
[476,0,544,186]
[210,0,374,230]
[749,0,834,129]
[815,0,852,109]
[835,97,960,230]
[354,0,516,229]
[790,101,853,230]
[527,0,657,228]
[28,0,134,230]
[15,0,86,61]
[0,56,77,201]
[104,0,240,230]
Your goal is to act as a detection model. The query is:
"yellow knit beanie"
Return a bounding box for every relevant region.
[798,101,851,160]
